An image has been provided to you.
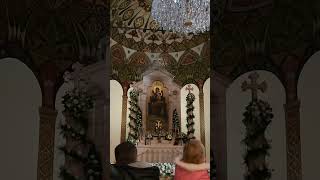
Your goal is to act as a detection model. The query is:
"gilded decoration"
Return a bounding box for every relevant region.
[111,0,209,53]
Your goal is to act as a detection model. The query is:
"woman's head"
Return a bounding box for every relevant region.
[182,139,205,164]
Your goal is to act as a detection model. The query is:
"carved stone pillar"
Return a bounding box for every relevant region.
[37,62,58,180]
[284,99,302,180]
[37,107,58,180]
[199,87,206,146]
[211,72,230,180]
[120,82,130,142]
[283,56,302,180]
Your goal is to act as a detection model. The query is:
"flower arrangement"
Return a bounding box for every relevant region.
[165,133,173,141]
[151,163,175,177]
[62,89,94,120]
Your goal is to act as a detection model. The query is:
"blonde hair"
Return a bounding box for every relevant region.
[182,139,205,164]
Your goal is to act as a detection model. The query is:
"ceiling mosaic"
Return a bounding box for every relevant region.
[111,0,209,53]
[111,39,210,87]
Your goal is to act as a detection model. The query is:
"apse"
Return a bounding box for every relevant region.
[0,58,41,180]
[226,70,287,180]
[298,51,320,180]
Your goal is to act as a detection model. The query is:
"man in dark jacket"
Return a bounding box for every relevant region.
[111,142,160,180]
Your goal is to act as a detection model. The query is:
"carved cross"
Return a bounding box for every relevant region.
[186,84,194,93]
[241,72,267,100]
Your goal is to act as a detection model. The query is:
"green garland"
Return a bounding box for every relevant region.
[127,89,142,144]
[242,99,273,180]
[186,92,196,140]
[172,109,180,132]
[59,88,102,180]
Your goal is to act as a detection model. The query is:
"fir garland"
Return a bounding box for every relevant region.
[186,92,196,140]
[172,109,180,133]
[127,89,142,144]
[242,99,273,180]
[59,88,103,180]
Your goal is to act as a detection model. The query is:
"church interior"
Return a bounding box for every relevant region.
[0,0,320,180]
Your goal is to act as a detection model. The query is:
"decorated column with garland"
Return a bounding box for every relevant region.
[241,72,273,180]
[185,84,196,140]
[172,109,180,134]
[59,66,102,180]
[127,88,143,144]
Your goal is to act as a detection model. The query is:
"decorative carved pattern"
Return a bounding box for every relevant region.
[199,88,206,146]
[37,107,58,180]
[179,50,199,66]
[285,100,302,180]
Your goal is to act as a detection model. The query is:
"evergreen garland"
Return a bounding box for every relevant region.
[186,92,196,140]
[59,88,103,180]
[172,109,180,133]
[127,89,142,144]
[242,99,273,180]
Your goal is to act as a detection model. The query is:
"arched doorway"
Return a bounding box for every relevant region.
[298,51,320,180]
[0,58,42,180]
[226,70,287,180]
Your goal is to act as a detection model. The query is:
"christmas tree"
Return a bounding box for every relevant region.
[127,89,142,144]
[186,91,196,140]
[172,109,180,133]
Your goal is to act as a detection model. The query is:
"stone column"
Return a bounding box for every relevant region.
[211,72,230,180]
[199,87,206,146]
[37,62,59,180]
[284,99,302,180]
[37,107,58,180]
[283,56,302,180]
[120,82,130,142]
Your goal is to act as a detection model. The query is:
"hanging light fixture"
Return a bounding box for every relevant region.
[151,0,210,34]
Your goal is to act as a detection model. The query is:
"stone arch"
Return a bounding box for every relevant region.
[110,80,123,163]
[226,70,287,180]
[159,52,177,66]
[179,49,199,65]
[298,51,320,180]
[128,52,150,65]
[111,44,126,65]
[229,58,280,82]
[0,57,42,180]
[180,84,201,140]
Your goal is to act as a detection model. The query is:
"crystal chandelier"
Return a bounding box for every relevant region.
[151,0,210,34]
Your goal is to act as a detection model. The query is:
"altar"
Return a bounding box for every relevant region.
[130,62,183,163]
[137,144,183,163]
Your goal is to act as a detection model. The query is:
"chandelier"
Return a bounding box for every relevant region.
[151,0,210,34]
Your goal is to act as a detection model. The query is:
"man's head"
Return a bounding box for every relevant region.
[115,142,137,165]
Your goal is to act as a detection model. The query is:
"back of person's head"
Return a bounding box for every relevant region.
[182,139,205,164]
[115,142,137,165]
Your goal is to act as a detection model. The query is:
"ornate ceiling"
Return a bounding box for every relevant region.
[0,0,109,76]
[110,0,211,87]
[212,0,320,82]
[110,0,209,53]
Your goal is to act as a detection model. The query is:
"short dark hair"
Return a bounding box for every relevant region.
[115,142,137,164]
